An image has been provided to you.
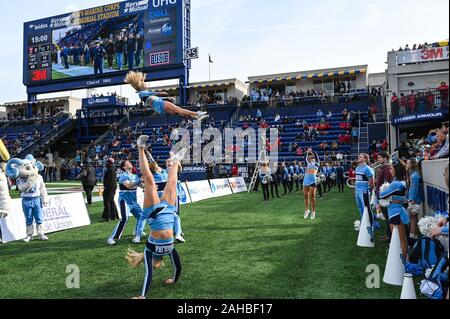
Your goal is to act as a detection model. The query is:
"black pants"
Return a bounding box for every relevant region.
[262,183,270,201]
[143,244,182,297]
[317,183,322,197]
[289,180,294,193]
[282,180,292,194]
[337,180,345,192]
[299,179,304,190]
[102,190,118,220]
[270,180,279,198]
[326,178,332,192]
[253,177,260,191]
[294,179,299,191]
[83,185,95,205]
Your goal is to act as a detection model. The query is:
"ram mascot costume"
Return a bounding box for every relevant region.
[0,139,12,243]
[6,154,49,242]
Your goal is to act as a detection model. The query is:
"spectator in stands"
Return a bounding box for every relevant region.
[408,90,416,113]
[396,141,410,159]
[256,109,262,121]
[426,88,435,111]
[391,93,399,117]
[87,142,96,160]
[438,82,449,109]
[274,113,281,123]
[399,93,407,115]
[431,129,449,159]
[80,161,97,207]
[101,158,118,223]
[342,108,349,121]
[351,127,359,143]
[326,110,333,118]
[316,109,323,118]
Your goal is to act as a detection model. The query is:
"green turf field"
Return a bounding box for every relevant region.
[0,187,409,299]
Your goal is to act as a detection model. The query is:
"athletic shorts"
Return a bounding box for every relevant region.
[303,174,317,187]
[147,96,165,115]
[146,241,175,257]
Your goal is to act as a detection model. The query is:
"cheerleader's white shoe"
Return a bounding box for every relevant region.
[23,235,33,243]
[304,210,310,219]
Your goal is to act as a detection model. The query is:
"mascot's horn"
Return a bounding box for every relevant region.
[0,139,10,162]
[5,158,24,179]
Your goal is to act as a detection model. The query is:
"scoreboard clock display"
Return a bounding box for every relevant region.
[26,32,52,82]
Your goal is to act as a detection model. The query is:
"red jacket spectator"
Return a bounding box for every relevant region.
[231,164,238,177]
[408,92,416,112]
[382,139,388,151]
[260,122,269,129]
[438,82,449,108]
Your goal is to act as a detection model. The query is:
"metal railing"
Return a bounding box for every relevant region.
[13,114,75,157]
[391,89,449,118]
[68,116,128,166]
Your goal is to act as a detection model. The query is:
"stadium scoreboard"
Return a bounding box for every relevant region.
[23,0,187,92]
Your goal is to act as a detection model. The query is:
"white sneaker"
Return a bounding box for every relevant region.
[133,231,146,237]
[137,135,149,148]
[23,235,33,243]
[196,111,209,122]
[39,234,49,241]
[107,238,117,246]
[132,236,141,244]
[304,210,310,219]
[376,213,386,221]
[311,211,316,220]
[175,235,186,243]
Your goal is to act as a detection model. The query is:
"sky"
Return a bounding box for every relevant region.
[0,0,448,104]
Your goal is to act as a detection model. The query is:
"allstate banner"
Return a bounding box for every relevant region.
[209,179,232,198]
[186,180,213,203]
[82,96,117,107]
[0,193,91,243]
[228,177,248,193]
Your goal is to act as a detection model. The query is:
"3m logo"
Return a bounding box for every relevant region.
[149,51,170,66]
[31,69,48,81]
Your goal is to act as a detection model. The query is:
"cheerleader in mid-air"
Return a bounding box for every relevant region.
[303,149,320,220]
[125,71,208,121]
[126,135,186,299]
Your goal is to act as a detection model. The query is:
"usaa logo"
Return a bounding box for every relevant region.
[162,23,173,35]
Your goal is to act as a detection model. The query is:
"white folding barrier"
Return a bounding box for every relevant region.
[0,192,91,243]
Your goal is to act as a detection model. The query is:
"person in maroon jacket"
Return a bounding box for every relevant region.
[399,93,407,114]
[376,152,393,242]
[438,82,449,109]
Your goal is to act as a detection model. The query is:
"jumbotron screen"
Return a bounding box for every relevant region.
[23,0,182,85]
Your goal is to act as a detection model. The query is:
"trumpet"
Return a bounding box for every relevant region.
[261,174,273,185]
[347,178,356,188]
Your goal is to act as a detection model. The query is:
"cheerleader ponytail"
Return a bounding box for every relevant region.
[125,248,145,268]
